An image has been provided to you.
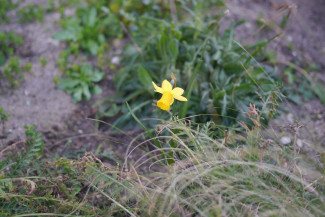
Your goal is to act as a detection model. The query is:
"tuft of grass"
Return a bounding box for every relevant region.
[104,110,325,216]
[0,106,324,216]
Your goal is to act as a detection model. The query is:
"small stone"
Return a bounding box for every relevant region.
[111,56,120,65]
[280,136,291,145]
[287,113,294,123]
[297,139,303,148]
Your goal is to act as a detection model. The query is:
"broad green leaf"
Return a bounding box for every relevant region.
[88,7,97,27]
[93,85,102,95]
[73,88,82,102]
[91,70,105,82]
[103,104,120,117]
[57,78,80,89]
[314,82,325,104]
[0,51,6,66]
[52,29,76,41]
[82,83,91,101]
[87,40,98,55]
[137,66,152,89]
[168,38,179,61]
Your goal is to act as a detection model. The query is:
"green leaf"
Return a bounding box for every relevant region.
[314,82,325,104]
[82,83,91,101]
[73,88,83,102]
[93,85,102,95]
[52,29,76,41]
[168,38,179,61]
[87,40,98,55]
[0,51,6,66]
[137,66,152,89]
[57,78,80,89]
[88,7,97,27]
[91,70,105,82]
[103,104,120,117]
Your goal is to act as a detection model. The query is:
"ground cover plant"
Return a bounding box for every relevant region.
[0,0,324,216]
[0,106,324,216]
[57,63,104,102]
[0,30,32,89]
[0,0,17,24]
[0,31,22,66]
[95,1,281,129]
[17,4,45,24]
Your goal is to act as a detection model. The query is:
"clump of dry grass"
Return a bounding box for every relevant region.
[99,106,325,217]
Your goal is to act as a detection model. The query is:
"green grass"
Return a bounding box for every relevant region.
[0,107,324,216]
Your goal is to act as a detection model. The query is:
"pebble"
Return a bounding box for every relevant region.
[297,139,303,148]
[111,56,120,65]
[287,113,294,123]
[280,136,291,145]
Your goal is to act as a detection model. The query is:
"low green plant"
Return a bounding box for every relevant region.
[0,126,90,216]
[53,5,122,56]
[0,107,10,123]
[17,4,45,24]
[0,31,23,66]
[0,0,17,24]
[39,57,47,67]
[0,126,119,216]
[0,107,10,136]
[97,8,281,128]
[57,63,104,102]
[0,56,32,88]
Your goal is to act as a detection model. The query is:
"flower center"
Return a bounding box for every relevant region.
[157,91,173,111]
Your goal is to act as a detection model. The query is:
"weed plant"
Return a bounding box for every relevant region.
[0,31,23,66]
[0,107,10,137]
[17,4,45,24]
[53,4,122,56]
[0,0,17,24]
[57,63,104,102]
[0,56,32,88]
[97,3,281,129]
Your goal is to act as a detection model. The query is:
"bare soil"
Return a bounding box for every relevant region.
[0,1,77,148]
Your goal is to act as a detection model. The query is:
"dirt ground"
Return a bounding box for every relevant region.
[227,0,325,68]
[225,0,325,148]
[0,0,324,156]
[0,1,77,148]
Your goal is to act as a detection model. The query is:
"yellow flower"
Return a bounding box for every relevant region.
[152,80,187,111]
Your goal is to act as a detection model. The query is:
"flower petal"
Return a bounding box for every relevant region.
[170,97,174,105]
[162,80,172,92]
[171,87,184,96]
[152,82,163,94]
[174,95,187,101]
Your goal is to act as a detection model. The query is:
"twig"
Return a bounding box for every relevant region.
[120,21,142,54]
[0,140,25,156]
[224,130,228,147]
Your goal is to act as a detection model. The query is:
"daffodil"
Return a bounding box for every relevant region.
[152,80,187,111]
